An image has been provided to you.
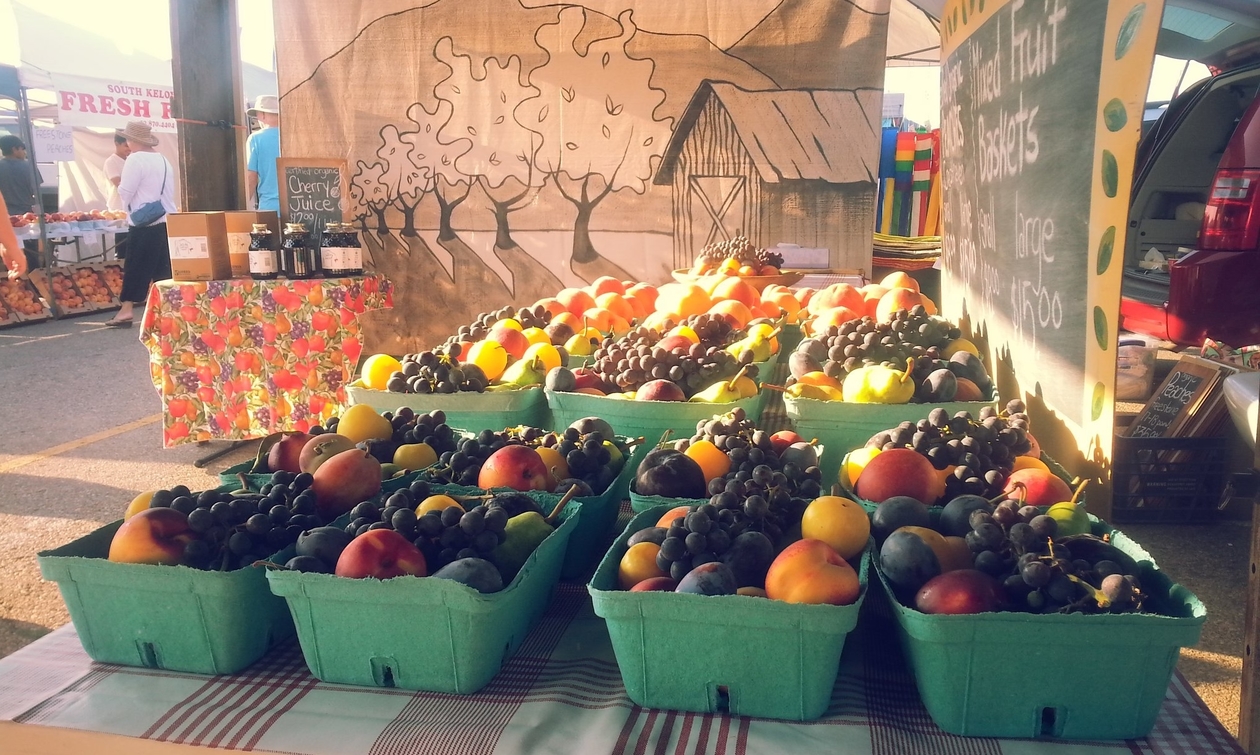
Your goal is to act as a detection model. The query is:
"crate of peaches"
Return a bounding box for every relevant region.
[101,264,125,298]
[72,265,120,309]
[0,276,52,323]
[29,268,94,314]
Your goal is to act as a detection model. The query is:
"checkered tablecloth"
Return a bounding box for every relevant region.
[0,578,1242,755]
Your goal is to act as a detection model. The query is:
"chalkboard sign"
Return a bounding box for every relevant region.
[277,158,347,240]
[940,0,1161,435]
[1126,357,1224,439]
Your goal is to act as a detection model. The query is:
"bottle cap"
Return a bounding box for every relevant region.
[284,222,307,233]
[251,223,271,233]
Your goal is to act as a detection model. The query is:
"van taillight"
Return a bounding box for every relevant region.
[1201,169,1260,250]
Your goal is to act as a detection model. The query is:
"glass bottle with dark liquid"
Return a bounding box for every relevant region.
[320,222,364,277]
[247,223,279,280]
[281,223,318,279]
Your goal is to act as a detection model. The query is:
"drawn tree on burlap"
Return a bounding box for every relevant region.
[349,159,392,235]
[376,125,428,237]
[401,99,472,242]
[517,8,670,267]
[434,37,543,250]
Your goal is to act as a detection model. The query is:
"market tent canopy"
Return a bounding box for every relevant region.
[889,0,944,66]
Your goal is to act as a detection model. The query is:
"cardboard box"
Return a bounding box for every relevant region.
[224,210,280,278]
[166,212,232,281]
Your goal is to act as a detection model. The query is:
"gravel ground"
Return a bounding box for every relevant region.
[0,316,1250,739]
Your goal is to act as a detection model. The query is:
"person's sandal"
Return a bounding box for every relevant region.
[104,316,133,328]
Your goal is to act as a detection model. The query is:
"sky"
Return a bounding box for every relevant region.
[1,0,1209,128]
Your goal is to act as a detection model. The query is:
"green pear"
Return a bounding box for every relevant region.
[499,356,546,388]
[488,485,579,582]
[689,364,751,404]
[841,358,915,404]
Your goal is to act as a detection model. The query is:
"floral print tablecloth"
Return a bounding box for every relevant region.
[140,275,393,447]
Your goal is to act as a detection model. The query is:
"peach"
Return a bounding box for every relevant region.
[623,292,653,320]
[596,292,635,322]
[641,310,671,332]
[478,445,551,492]
[630,576,679,592]
[762,290,801,323]
[811,306,861,333]
[609,313,632,336]
[312,448,383,518]
[487,325,530,360]
[795,287,816,307]
[335,529,428,579]
[550,311,582,334]
[920,294,938,315]
[534,297,567,317]
[655,282,711,320]
[875,288,926,323]
[764,539,860,605]
[855,448,939,504]
[108,507,193,565]
[655,505,691,528]
[808,283,864,316]
[1003,468,1072,507]
[880,271,920,293]
[589,276,626,297]
[557,288,597,317]
[267,432,313,475]
[954,377,984,401]
[710,276,760,309]
[618,542,669,590]
[707,299,752,329]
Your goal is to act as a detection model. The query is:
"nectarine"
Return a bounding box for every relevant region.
[764,539,860,605]
[557,288,597,317]
[335,529,427,579]
[807,283,864,316]
[108,507,192,565]
[855,448,939,505]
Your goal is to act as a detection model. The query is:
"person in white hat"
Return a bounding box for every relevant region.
[109,120,175,327]
[246,94,282,212]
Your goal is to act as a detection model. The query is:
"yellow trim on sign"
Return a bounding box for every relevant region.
[941,0,1015,57]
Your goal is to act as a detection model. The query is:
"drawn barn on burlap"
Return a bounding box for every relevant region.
[654,81,880,271]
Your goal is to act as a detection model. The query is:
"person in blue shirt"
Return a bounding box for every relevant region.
[246,95,281,211]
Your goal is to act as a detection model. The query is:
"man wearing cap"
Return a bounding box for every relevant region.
[246,95,281,212]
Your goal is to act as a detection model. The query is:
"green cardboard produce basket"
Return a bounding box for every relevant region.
[777,322,803,352]
[346,380,549,429]
[873,516,1205,740]
[421,435,646,580]
[38,520,294,675]
[546,389,764,440]
[265,508,578,693]
[784,395,997,485]
[589,505,869,721]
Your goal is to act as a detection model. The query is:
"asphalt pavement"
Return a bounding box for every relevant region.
[0,315,1250,737]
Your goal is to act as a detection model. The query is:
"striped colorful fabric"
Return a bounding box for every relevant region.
[0,374,1242,754]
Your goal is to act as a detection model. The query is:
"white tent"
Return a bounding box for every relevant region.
[7,3,278,225]
[890,0,945,66]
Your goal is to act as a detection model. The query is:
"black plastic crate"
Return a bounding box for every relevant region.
[1112,435,1228,524]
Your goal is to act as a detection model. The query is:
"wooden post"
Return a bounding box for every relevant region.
[1243,498,1260,752]
[169,0,247,211]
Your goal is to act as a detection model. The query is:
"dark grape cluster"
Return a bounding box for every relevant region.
[385,343,490,394]
[867,400,1034,499]
[445,303,553,349]
[538,426,620,495]
[419,425,622,493]
[341,479,530,574]
[695,234,783,270]
[792,307,960,385]
[147,472,329,571]
[963,498,1145,614]
[592,316,752,396]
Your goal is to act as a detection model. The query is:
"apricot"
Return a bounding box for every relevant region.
[684,439,731,483]
[875,288,926,323]
[800,496,870,561]
[765,539,860,606]
[595,292,635,322]
[710,276,760,309]
[843,446,881,488]
[707,299,752,329]
[880,271,920,293]
[618,542,669,590]
[108,507,192,565]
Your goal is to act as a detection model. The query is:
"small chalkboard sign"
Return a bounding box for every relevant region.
[277,158,347,241]
[1126,356,1225,439]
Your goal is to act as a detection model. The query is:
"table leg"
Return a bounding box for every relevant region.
[1241,498,1260,752]
[193,440,255,468]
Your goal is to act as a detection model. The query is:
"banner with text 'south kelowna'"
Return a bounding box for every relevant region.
[274,0,894,353]
[939,0,1163,509]
[51,73,176,133]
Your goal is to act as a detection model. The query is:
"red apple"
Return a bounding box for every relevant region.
[571,367,605,392]
[311,448,383,518]
[267,432,313,474]
[335,529,428,579]
[478,445,551,492]
[636,379,686,402]
[108,507,193,565]
[770,430,804,455]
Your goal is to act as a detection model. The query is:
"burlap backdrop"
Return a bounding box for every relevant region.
[275,0,890,355]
